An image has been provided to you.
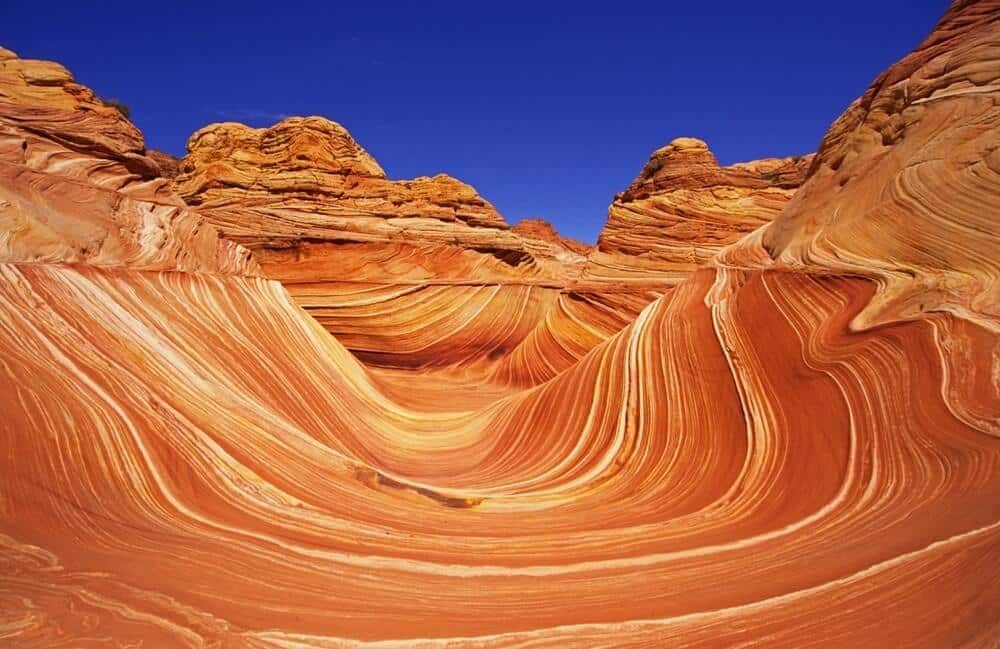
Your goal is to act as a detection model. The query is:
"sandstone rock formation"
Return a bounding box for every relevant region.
[513,217,591,254]
[147,148,179,178]
[496,140,817,384]
[0,47,255,273]
[580,136,813,286]
[171,118,807,379]
[174,116,578,283]
[172,116,602,376]
[1,1,999,646]
[718,0,1000,332]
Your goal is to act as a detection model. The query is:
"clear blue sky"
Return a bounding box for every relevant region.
[4,1,946,243]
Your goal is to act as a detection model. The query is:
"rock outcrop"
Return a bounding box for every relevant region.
[580,136,812,286]
[510,217,591,277]
[146,148,179,178]
[174,117,579,283]
[1,2,999,647]
[512,217,591,255]
[0,46,255,274]
[719,0,1000,331]
[172,116,599,375]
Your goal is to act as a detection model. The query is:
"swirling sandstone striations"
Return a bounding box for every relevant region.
[173,117,604,376]
[174,117,582,283]
[488,143,814,382]
[172,118,784,378]
[1,1,999,647]
[718,0,1000,332]
[0,47,255,274]
[579,136,812,286]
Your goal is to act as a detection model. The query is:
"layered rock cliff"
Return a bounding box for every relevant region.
[167,116,813,377]
[0,47,255,274]
[174,117,581,283]
[719,0,1000,331]
[580,136,812,286]
[172,116,598,374]
[1,2,999,646]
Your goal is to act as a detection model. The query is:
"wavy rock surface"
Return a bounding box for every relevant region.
[174,117,605,377]
[580,136,813,286]
[719,0,1000,331]
[0,47,255,274]
[485,143,815,382]
[174,117,579,283]
[1,2,999,646]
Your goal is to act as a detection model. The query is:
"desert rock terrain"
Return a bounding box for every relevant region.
[1,1,998,646]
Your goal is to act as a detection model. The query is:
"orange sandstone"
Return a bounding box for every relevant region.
[0,2,998,646]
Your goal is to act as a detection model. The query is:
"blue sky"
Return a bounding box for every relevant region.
[4,1,946,242]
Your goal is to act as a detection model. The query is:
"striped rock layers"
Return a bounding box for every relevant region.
[0,47,255,274]
[579,136,813,287]
[170,117,811,380]
[1,1,999,647]
[173,117,588,284]
[720,0,1000,332]
[172,117,611,381]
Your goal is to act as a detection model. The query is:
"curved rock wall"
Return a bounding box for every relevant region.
[580,137,813,286]
[0,47,256,274]
[722,0,1000,331]
[1,1,998,645]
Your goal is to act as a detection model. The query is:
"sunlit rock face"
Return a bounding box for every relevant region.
[2,2,1000,647]
[0,47,256,274]
[720,0,1000,332]
[173,116,583,283]
[579,136,813,287]
[173,116,609,377]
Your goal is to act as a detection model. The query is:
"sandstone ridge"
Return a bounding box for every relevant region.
[2,2,998,645]
[0,46,255,273]
[175,116,583,283]
[579,135,813,286]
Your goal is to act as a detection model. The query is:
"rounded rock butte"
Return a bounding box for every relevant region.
[0,1,999,646]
